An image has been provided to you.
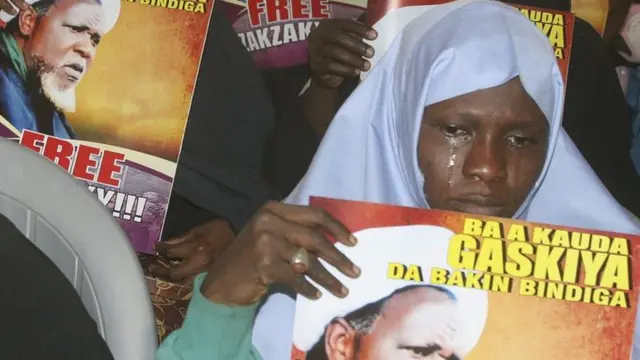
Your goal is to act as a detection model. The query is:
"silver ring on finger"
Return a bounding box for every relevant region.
[290,248,311,269]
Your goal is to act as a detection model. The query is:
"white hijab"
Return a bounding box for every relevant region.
[252,1,640,359]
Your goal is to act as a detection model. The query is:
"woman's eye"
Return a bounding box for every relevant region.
[440,125,468,138]
[506,135,532,148]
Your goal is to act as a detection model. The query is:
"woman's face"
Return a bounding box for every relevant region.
[418,78,548,218]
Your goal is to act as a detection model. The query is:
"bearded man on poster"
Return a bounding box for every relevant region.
[0,0,119,138]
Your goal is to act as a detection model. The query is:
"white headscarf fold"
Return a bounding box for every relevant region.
[252,2,640,359]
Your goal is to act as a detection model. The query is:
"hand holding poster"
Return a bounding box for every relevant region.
[0,0,214,253]
[291,198,640,359]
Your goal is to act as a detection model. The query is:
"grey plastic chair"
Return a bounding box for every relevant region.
[0,138,157,360]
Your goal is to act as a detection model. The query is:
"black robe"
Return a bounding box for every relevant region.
[0,214,113,359]
[164,5,281,236]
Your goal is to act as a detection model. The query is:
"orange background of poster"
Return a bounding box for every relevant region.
[291,197,640,360]
[68,2,211,162]
[517,5,574,84]
[573,0,609,33]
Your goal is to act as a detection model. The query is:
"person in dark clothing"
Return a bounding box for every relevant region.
[563,17,640,215]
[261,65,320,196]
[154,0,640,283]
[167,4,279,237]
[0,213,114,360]
[152,4,317,281]
[300,4,640,217]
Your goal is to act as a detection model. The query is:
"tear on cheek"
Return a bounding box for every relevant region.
[447,152,457,187]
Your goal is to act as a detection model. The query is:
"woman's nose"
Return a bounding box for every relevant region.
[461,136,507,183]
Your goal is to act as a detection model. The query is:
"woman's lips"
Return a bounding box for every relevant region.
[449,195,507,216]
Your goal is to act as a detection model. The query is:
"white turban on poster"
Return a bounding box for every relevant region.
[0,0,120,33]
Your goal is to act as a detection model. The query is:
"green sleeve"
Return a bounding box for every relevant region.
[155,273,263,360]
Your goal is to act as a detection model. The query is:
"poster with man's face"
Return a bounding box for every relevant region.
[291,198,640,360]
[0,0,213,253]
